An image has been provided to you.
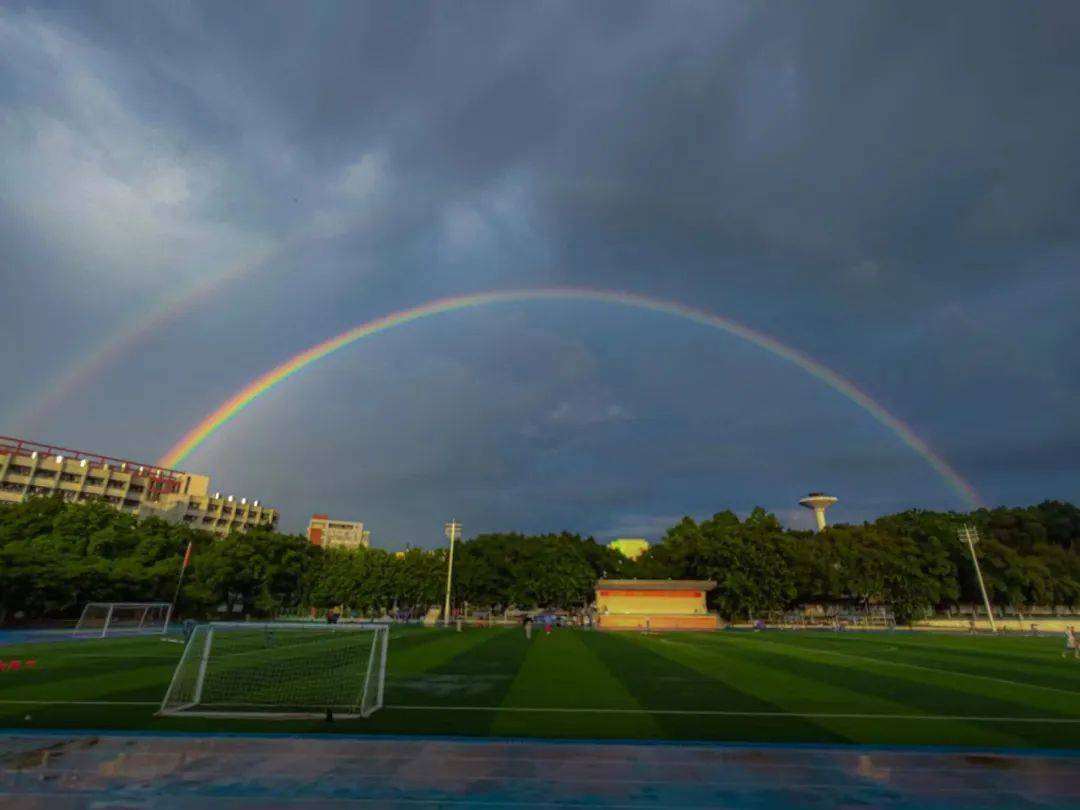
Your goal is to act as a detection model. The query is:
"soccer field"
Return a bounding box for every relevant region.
[2,627,1079,749]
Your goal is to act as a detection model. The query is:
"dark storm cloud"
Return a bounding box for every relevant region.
[2,1,1079,543]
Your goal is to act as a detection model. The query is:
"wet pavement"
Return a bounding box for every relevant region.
[0,731,1077,808]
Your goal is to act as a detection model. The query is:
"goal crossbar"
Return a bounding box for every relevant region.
[158,622,389,720]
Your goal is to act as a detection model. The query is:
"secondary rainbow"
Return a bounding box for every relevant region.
[158,287,982,507]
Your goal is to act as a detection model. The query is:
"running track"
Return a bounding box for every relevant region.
[1,732,1078,808]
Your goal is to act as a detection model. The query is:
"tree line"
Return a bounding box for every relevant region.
[1,496,1078,625]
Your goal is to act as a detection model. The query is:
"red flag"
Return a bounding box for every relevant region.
[182,541,193,569]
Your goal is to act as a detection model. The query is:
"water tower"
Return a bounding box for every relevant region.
[799,493,837,531]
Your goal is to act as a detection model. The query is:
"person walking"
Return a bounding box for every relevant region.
[1063,626,1079,660]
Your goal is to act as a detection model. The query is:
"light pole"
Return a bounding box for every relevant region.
[958,524,996,633]
[443,520,461,627]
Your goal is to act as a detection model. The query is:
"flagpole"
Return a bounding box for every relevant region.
[168,541,193,628]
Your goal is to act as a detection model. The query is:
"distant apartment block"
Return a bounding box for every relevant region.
[0,436,277,536]
[307,514,370,550]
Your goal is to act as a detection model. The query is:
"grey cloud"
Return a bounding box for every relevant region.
[2,1,1079,545]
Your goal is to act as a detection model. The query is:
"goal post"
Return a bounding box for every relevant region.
[73,602,172,638]
[158,622,390,719]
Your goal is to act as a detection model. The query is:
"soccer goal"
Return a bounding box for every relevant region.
[158,622,389,719]
[73,602,172,638]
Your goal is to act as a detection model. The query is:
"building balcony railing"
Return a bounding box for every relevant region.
[0,435,184,493]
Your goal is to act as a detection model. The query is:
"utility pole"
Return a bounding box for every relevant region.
[443,520,461,627]
[958,525,996,633]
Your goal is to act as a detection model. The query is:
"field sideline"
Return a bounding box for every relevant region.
[1,627,1079,749]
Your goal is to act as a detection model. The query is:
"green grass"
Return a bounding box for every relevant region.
[2,627,1079,748]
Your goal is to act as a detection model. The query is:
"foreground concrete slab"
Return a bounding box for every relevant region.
[1,732,1077,808]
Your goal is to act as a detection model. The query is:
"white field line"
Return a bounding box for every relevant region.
[701,635,1080,700]
[383,704,1080,723]
[0,700,159,706]
[3,698,1079,725]
[0,795,733,810]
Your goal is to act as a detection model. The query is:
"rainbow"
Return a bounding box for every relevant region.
[158,287,982,507]
[4,210,353,435]
[3,240,285,435]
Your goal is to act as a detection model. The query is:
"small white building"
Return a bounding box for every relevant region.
[307,514,371,550]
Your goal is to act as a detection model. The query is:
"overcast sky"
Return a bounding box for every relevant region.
[2,1,1078,546]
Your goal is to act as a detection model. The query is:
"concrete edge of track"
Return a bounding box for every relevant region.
[1,727,1078,759]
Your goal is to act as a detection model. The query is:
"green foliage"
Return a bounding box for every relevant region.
[1,496,1079,623]
[455,533,614,610]
[637,511,795,619]
[0,498,625,620]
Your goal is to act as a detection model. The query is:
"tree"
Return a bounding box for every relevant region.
[638,510,796,620]
[1,496,1078,625]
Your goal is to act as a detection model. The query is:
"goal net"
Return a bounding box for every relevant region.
[73,602,172,638]
[158,622,389,719]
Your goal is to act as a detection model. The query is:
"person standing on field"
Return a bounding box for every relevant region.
[1063,626,1079,659]
[523,614,533,640]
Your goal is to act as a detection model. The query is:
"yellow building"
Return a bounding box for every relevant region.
[609,538,650,560]
[307,514,370,550]
[0,436,277,536]
[595,579,719,631]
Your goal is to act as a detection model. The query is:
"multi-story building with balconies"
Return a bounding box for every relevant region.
[0,436,277,536]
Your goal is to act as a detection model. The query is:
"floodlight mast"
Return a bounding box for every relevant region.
[443,520,461,627]
[958,524,997,633]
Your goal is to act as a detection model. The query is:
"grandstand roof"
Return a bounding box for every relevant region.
[596,579,716,591]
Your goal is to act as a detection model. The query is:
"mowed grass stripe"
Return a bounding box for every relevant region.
[371,628,530,737]
[386,628,518,705]
[4,628,1079,747]
[491,629,665,738]
[387,629,526,707]
[639,633,920,715]
[387,627,500,681]
[639,634,1032,748]
[583,631,847,743]
[0,636,181,662]
[383,705,1080,722]
[0,699,160,706]
[712,633,1072,718]
[719,633,1080,713]
[625,632,884,744]
[697,634,1080,747]
[0,637,182,703]
[757,633,1080,693]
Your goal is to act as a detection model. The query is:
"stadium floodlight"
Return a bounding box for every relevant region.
[958,525,997,633]
[73,602,172,638]
[443,520,461,627]
[158,622,389,719]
